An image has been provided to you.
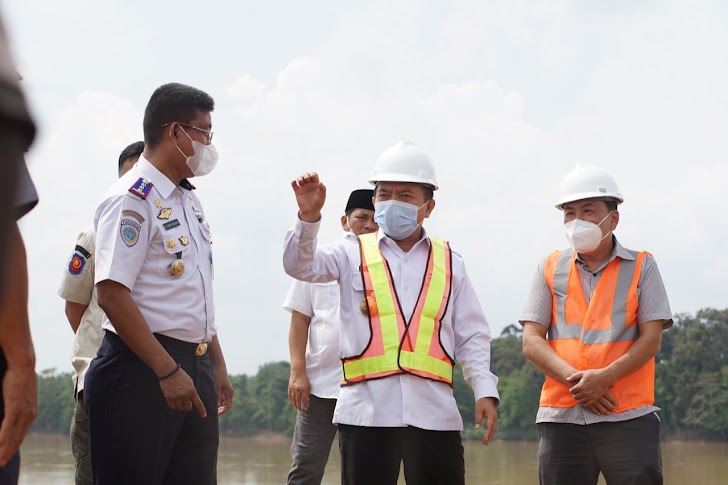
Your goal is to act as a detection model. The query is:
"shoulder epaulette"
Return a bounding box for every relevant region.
[128,178,154,199]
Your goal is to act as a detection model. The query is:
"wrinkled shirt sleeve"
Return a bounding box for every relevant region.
[282,217,344,283]
[451,258,500,405]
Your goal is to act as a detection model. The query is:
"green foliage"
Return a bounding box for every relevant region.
[32,369,74,434]
[249,361,297,433]
[655,308,728,439]
[32,309,728,441]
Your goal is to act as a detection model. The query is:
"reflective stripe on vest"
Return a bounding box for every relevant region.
[342,233,454,384]
[541,248,654,411]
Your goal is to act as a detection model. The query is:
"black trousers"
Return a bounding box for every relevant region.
[338,424,465,485]
[537,413,663,485]
[85,332,219,485]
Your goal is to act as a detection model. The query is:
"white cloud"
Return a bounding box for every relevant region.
[8,0,728,375]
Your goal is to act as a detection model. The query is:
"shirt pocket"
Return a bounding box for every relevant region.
[157,225,193,277]
[339,272,373,358]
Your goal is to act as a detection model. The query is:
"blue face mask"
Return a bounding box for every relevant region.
[374,200,426,240]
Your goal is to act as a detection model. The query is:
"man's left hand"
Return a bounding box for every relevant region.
[0,366,37,466]
[215,372,234,416]
[474,397,498,446]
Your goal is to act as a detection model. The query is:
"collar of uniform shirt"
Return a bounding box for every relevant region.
[575,237,636,273]
[135,155,177,199]
[377,227,432,254]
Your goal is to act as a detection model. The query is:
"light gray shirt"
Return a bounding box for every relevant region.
[520,238,672,424]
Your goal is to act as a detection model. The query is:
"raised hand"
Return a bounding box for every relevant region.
[291,172,326,222]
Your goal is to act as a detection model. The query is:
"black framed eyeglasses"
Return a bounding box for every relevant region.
[162,122,214,144]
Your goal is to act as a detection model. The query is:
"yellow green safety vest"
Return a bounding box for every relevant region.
[342,233,455,384]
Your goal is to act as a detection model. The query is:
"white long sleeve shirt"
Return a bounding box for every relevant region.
[283,218,499,431]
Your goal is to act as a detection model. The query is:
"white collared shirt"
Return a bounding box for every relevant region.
[283,219,500,431]
[57,227,102,394]
[282,276,342,400]
[94,156,215,343]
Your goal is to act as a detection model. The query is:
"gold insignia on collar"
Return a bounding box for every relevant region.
[165,238,176,250]
[157,207,172,220]
[154,199,163,208]
[179,236,189,246]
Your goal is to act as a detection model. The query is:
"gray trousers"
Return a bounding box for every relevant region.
[287,395,338,485]
[537,413,663,485]
[70,392,92,485]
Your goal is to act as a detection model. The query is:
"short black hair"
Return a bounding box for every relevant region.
[142,83,214,149]
[118,141,144,174]
[374,183,434,201]
[599,197,619,212]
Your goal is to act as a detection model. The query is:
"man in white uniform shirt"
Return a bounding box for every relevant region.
[58,141,143,485]
[284,189,376,485]
[84,83,233,485]
[283,141,500,485]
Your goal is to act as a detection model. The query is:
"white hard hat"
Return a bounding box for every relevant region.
[555,164,623,209]
[369,141,439,190]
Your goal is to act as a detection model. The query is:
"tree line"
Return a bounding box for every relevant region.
[33,308,728,441]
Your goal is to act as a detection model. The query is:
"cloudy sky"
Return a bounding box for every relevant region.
[5,0,727,376]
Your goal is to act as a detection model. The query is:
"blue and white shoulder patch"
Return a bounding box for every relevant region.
[120,219,142,247]
[128,178,154,199]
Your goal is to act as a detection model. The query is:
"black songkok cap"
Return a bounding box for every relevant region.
[345,189,374,213]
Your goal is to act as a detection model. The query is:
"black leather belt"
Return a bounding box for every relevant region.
[154,333,209,356]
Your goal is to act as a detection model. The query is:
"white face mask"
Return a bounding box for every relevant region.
[374,199,426,240]
[176,127,218,177]
[563,211,613,253]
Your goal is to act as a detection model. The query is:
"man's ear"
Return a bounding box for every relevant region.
[611,210,620,230]
[424,198,436,218]
[341,214,349,231]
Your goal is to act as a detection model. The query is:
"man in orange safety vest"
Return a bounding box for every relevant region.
[521,164,673,485]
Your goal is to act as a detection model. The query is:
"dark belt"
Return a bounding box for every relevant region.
[154,333,209,357]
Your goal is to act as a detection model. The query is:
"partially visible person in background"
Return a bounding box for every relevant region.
[58,141,143,485]
[0,11,39,485]
[284,189,376,485]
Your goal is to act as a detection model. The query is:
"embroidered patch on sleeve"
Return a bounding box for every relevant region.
[68,253,86,275]
[74,244,92,259]
[120,219,142,247]
[122,209,146,224]
[128,178,154,199]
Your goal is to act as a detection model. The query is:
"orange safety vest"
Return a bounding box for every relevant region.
[542,248,654,412]
[341,233,455,384]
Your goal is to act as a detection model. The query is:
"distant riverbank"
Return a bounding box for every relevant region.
[20,433,728,485]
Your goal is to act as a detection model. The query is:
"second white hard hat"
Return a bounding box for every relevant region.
[555,164,623,209]
[369,141,439,190]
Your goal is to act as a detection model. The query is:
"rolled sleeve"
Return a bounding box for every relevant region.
[94,195,150,291]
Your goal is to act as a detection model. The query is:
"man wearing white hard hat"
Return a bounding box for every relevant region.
[520,164,672,484]
[284,141,500,484]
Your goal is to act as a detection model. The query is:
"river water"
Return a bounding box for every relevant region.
[18,433,728,484]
